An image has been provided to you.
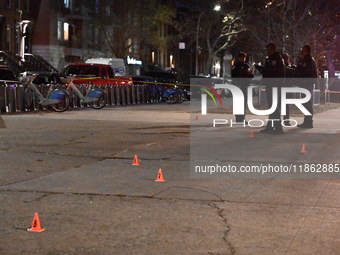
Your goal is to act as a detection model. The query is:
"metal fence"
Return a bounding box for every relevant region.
[1,81,339,114]
[0,81,162,114]
[257,86,339,107]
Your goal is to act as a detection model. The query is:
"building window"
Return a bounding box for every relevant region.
[133,41,138,55]
[25,0,29,11]
[106,4,111,16]
[127,38,132,53]
[64,0,70,8]
[95,27,100,45]
[5,0,11,8]
[64,22,69,41]
[91,26,95,45]
[57,21,62,40]
[6,24,11,51]
[16,0,20,10]
[95,0,99,13]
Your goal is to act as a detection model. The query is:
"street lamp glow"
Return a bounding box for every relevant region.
[195,3,222,75]
[214,4,221,12]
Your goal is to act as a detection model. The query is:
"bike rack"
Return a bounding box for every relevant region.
[126,85,131,105]
[0,81,191,114]
[115,85,121,105]
[141,85,146,104]
[131,85,137,104]
[0,81,24,113]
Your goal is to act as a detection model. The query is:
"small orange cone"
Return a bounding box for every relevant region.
[132,155,140,165]
[300,144,307,153]
[155,169,165,182]
[195,115,199,120]
[27,212,45,232]
[249,130,255,137]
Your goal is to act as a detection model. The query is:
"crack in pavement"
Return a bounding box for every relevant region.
[209,202,236,255]
[24,193,51,203]
[283,178,333,255]
[14,149,187,162]
[111,135,182,157]
[0,187,234,254]
[0,189,224,203]
[151,185,224,202]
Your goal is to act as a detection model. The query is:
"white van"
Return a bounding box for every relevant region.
[85,58,126,76]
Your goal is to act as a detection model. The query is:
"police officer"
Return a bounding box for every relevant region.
[282,53,296,78]
[231,52,254,122]
[295,44,317,128]
[255,42,284,134]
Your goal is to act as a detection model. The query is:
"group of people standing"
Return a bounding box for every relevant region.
[231,42,317,135]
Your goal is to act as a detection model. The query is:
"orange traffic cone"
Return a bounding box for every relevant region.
[132,155,140,166]
[27,212,45,232]
[249,130,255,137]
[155,169,165,182]
[300,144,307,153]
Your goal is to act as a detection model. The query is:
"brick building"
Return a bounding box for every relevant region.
[30,0,115,70]
[0,0,33,56]
[0,0,180,73]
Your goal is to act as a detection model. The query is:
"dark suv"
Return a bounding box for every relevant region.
[0,65,17,81]
[60,63,133,85]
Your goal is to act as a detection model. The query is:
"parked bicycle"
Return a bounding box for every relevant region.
[60,76,107,109]
[22,74,71,112]
[152,84,189,104]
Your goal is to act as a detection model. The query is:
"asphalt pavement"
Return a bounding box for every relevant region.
[0,101,339,255]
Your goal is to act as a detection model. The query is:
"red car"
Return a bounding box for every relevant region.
[60,63,132,85]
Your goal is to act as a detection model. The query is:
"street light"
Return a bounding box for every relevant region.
[214,4,221,12]
[195,4,221,75]
[18,10,31,61]
[282,34,289,53]
[19,20,31,61]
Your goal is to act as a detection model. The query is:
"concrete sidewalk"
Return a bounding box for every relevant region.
[0,103,339,255]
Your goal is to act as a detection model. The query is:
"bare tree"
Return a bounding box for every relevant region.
[246,0,339,77]
[146,3,177,52]
[175,0,245,75]
[204,8,245,74]
[103,0,143,58]
[203,0,245,74]
[104,0,176,62]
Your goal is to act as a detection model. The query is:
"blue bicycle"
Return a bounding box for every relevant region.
[22,74,71,112]
[149,84,188,104]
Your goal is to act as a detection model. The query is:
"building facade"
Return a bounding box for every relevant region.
[1,0,180,73]
[30,0,115,70]
[0,0,32,55]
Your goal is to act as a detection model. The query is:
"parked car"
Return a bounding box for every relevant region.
[0,65,18,81]
[141,71,178,84]
[19,71,61,85]
[60,63,133,85]
[85,58,127,77]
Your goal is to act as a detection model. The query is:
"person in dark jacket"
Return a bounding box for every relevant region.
[282,53,296,78]
[295,44,317,128]
[255,42,285,134]
[231,52,254,122]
